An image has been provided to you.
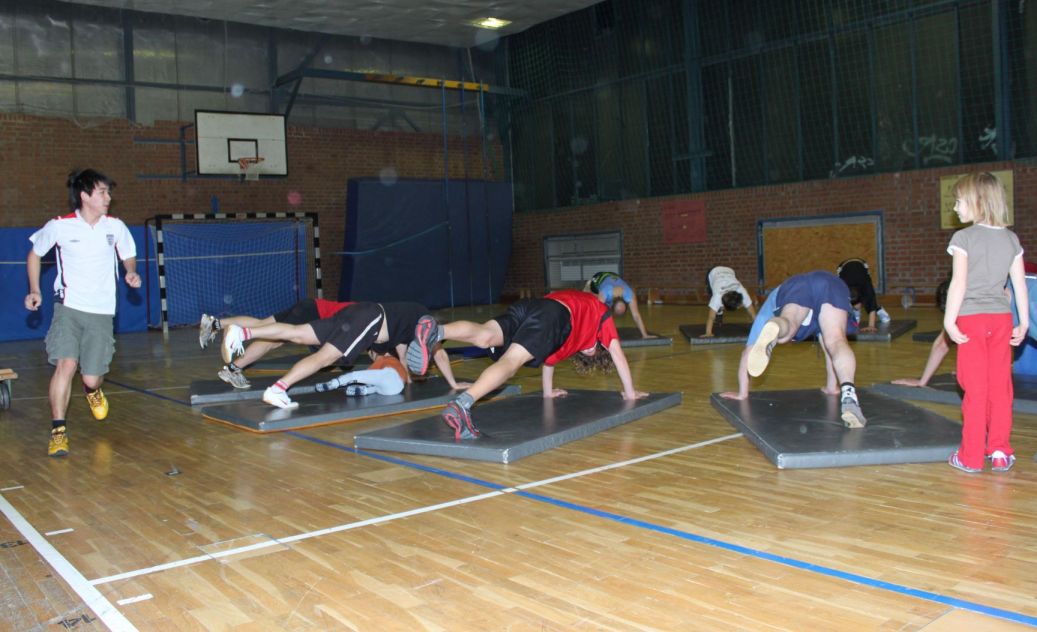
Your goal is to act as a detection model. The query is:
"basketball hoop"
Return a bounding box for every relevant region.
[237,156,265,181]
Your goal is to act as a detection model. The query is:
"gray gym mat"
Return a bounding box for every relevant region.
[848,319,917,342]
[679,323,751,345]
[870,373,1037,414]
[912,330,941,342]
[246,353,371,373]
[617,327,672,347]
[202,378,518,433]
[355,390,682,463]
[190,374,331,406]
[709,389,960,469]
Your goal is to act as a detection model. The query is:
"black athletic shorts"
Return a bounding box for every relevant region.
[489,298,572,368]
[308,303,384,364]
[369,302,428,355]
[273,299,319,325]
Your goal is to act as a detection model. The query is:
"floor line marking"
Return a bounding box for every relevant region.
[0,494,138,632]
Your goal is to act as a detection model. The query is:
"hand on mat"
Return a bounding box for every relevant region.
[859,326,878,333]
[642,334,658,339]
[544,388,568,398]
[623,390,649,400]
[891,377,926,387]
[698,333,714,338]
[719,391,746,400]
[451,381,474,389]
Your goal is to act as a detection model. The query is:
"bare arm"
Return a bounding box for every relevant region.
[25,250,43,310]
[746,302,757,320]
[607,338,647,399]
[1009,255,1029,346]
[702,308,717,337]
[943,250,969,344]
[720,346,751,400]
[892,333,951,386]
[541,364,566,398]
[122,256,141,288]
[432,347,471,389]
[628,295,654,338]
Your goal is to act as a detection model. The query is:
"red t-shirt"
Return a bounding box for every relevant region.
[315,299,353,319]
[543,290,619,366]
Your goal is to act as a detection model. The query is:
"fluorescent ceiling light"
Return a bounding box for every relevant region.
[472,17,511,29]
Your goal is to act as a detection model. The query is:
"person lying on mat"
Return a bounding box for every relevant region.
[198,298,354,389]
[583,271,656,339]
[405,289,648,440]
[701,266,757,338]
[719,270,866,429]
[220,302,470,409]
[315,354,408,396]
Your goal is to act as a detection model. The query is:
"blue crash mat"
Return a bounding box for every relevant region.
[709,389,960,469]
[355,389,682,463]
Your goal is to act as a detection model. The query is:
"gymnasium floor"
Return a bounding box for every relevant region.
[0,303,1034,631]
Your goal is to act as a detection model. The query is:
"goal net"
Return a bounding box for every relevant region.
[147,213,322,332]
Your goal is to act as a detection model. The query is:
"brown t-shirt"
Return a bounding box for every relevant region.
[947,224,1023,316]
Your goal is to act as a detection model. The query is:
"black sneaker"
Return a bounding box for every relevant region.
[442,400,480,440]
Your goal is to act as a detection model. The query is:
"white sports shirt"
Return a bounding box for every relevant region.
[30,211,137,315]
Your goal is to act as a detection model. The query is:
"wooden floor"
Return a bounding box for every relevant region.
[1,303,1035,631]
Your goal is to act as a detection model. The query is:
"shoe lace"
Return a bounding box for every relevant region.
[86,390,103,406]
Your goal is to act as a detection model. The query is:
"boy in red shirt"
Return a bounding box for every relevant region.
[406,289,648,439]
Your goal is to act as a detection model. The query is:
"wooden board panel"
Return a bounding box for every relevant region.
[760,215,880,290]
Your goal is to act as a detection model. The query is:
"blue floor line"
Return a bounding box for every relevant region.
[105,379,191,406]
[291,431,1037,628]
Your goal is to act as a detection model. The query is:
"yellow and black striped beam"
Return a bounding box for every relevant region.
[275,68,526,98]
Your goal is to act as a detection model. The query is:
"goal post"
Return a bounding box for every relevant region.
[144,212,322,334]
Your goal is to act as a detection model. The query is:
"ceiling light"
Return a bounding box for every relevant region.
[472,17,511,29]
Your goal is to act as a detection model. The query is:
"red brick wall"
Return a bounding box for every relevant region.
[1,112,499,297]
[507,162,1037,303]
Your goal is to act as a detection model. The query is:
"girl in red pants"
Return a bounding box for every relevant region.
[943,173,1029,473]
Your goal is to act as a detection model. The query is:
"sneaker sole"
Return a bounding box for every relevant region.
[840,410,866,429]
[262,393,299,410]
[48,450,69,458]
[406,317,437,375]
[747,320,780,377]
[442,409,479,440]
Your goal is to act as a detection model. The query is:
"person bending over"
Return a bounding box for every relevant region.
[405,289,648,439]
[720,270,865,428]
[583,271,655,339]
[702,266,757,337]
[836,258,891,332]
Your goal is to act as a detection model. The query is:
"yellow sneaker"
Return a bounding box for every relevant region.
[86,388,109,421]
[48,426,69,457]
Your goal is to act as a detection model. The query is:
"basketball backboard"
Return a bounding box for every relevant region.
[195,110,288,177]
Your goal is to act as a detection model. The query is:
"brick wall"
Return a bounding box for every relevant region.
[1,112,499,297]
[508,162,1037,303]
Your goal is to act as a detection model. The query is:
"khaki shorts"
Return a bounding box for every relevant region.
[46,303,115,376]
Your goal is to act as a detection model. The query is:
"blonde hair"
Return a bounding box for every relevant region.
[952,172,1010,227]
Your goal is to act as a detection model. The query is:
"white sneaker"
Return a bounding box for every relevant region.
[262,387,298,409]
[221,325,246,364]
[840,398,867,428]
[199,314,218,349]
[852,308,861,324]
[747,319,780,377]
[218,366,250,389]
[877,308,891,324]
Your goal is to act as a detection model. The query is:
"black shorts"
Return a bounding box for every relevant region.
[273,299,319,325]
[308,303,384,364]
[489,299,571,368]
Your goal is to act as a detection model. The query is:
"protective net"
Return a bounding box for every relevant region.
[156,217,316,327]
[507,0,1037,211]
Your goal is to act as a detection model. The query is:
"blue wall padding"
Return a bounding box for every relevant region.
[0,226,157,342]
[339,178,512,308]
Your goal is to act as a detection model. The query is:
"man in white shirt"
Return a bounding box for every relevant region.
[24,169,140,457]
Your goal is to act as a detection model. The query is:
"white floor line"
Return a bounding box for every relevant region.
[45,528,74,536]
[89,433,742,587]
[15,385,188,402]
[116,594,153,606]
[0,494,137,632]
